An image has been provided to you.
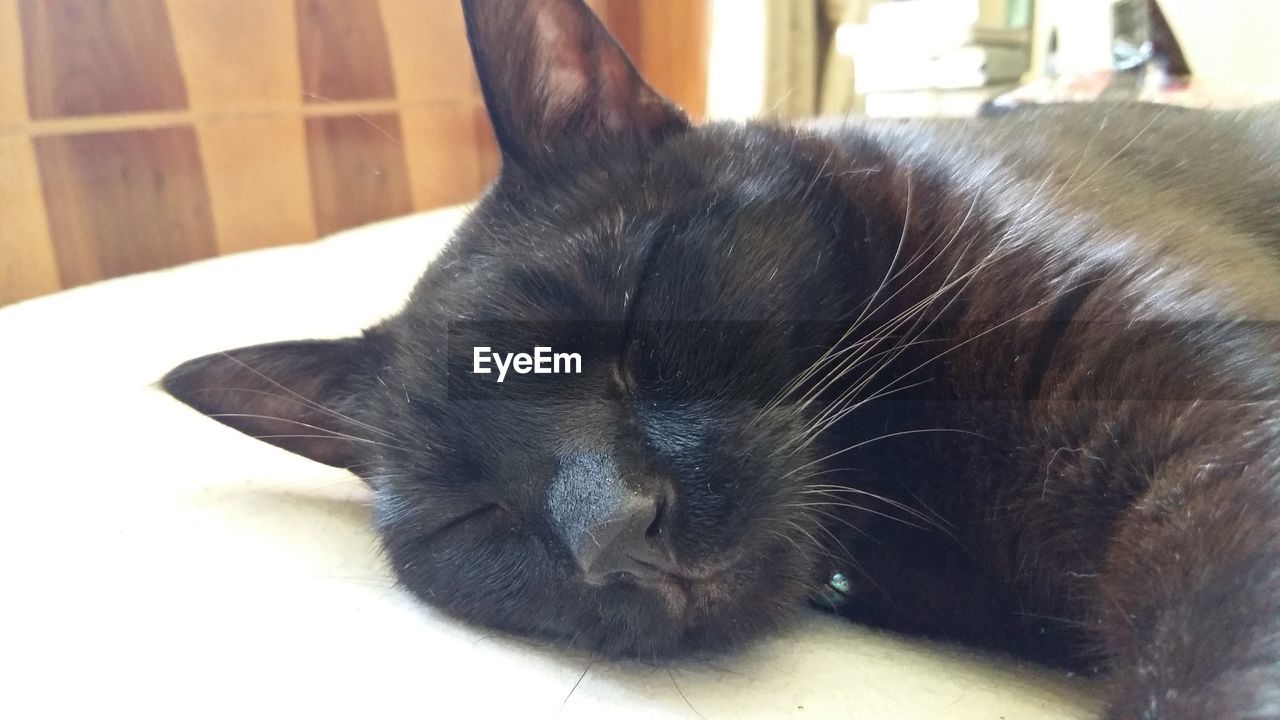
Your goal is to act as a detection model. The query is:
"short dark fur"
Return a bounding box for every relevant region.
[163,1,1280,716]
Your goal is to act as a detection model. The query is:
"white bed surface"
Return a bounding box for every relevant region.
[0,206,1098,719]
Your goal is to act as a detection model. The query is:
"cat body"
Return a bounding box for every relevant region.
[163,1,1280,717]
[806,105,1280,716]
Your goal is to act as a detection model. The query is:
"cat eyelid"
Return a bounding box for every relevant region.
[416,503,505,548]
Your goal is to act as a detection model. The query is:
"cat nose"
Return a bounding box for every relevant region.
[571,491,678,585]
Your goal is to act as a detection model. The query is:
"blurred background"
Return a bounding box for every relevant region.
[1,0,1277,307]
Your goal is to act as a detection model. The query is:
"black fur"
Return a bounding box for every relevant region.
[164,1,1280,716]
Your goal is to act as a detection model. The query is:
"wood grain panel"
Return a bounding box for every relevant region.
[402,105,497,210]
[473,105,501,187]
[381,0,477,104]
[19,0,189,118]
[199,116,316,256]
[0,0,28,125]
[0,0,707,305]
[597,0,710,119]
[167,0,302,110]
[34,127,218,288]
[296,0,397,103]
[0,135,59,304]
[305,114,414,236]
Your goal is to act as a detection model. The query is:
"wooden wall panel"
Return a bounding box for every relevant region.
[0,0,708,305]
[34,128,218,288]
[0,1,28,125]
[472,106,502,189]
[402,106,497,210]
[199,116,316,256]
[19,0,189,118]
[167,0,303,110]
[296,0,397,103]
[0,136,60,303]
[598,0,710,119]
[381,0,477,104]
[305,114,414,236]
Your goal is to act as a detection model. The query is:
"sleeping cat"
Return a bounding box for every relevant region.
[163,0,1280,717]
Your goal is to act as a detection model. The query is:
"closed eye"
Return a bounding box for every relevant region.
[421,504,504,546]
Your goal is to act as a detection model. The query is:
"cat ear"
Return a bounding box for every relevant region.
[461,0,689,171]
[162,337,388,469]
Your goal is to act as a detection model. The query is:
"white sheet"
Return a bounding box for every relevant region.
[0,207,1098,719]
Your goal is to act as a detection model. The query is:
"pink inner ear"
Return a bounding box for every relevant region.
[532,0,657,134]
[598,50,641,133]
[535,4,591,115]
[465,0,687,163]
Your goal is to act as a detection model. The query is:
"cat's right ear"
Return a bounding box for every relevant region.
[461,0,689,173]
[161,337,388,469]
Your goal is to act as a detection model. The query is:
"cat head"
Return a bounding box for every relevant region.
[165,0,885,657]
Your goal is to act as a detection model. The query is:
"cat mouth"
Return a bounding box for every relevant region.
[568,538,813,657]
[601,561,733,616]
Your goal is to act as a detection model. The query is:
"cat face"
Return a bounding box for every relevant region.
[164,0,877,657]
[366,122,879,655]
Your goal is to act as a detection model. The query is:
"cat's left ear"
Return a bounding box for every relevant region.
[461,0,689,172]
[161,336,388,469]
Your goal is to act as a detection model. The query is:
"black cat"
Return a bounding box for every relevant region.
[164,1,1280,717]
